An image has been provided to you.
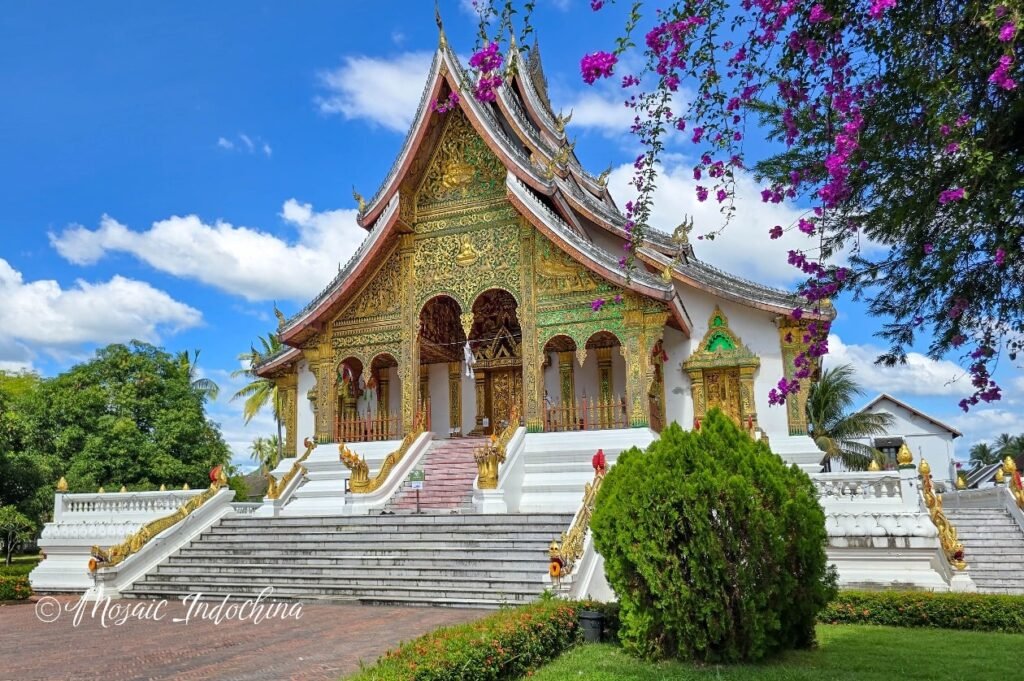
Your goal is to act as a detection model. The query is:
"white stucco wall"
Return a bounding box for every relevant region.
[849,398,959,485]
[296,360,316,456]
[671,284,791,440]
[663,325,690,429]
[461,370,477,434]
[427,363,450,436]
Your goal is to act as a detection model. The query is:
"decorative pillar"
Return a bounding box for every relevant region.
[398,235,420,434]
[419,365,430,408]
[377,370,390,415]
[275,373,298,456]
[778,320,811,435]
[622,308,650,428]
[557,351,576,407]
[303,345,333,443]
[448,361,462,436]
[738,366,758,432]
[596,346,613,428]
[686,369,706,425]
[518,225,543,432]
[475,371,487,433]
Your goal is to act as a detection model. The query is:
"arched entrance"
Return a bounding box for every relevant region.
[335,357,364,441]
[418,295,468,436]
[539,331,628,431]
[468,289,522,435]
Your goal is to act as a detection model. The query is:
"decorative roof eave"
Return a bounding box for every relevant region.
[635,247,833,321]
[507,49,562,142]
[507,173,690,335]
[360,42,557,228]
[277,193,401,347]
[554,175,680,257]
[254,347,303,378]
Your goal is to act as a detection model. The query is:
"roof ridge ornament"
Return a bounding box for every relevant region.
[597,164,612,187]
[352,186,366,214]
[555,109,573,135]
[435,0,447,47]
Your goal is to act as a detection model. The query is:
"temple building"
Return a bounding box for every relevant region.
[34,24,999,605]
[254,29,829,471]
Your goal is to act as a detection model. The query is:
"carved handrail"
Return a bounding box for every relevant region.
[1006,456,1024,510]
[340,426,425,494]
[90,466,229,571]
[549,456,607,581]
[919,459,967,571]
[474,405,520,489]
[265,437,317,500]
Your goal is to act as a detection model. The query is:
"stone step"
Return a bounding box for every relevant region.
[952,539,1024,547]
[127,581,541,603]
[141,572,546,591]
[176,547,550,562]
[198,530,566,542]
[207,521,570,534]
[185,539,553,552]
[218,513,572,527]
[165,554,549,569]
[155,564,545,580]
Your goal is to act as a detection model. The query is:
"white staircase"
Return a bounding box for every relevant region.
[945,508,1024,595]
[121,513,572,608]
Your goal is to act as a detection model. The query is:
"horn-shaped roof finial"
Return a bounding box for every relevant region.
[435,0,447,46]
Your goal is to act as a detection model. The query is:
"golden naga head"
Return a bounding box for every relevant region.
[352,187,367,213]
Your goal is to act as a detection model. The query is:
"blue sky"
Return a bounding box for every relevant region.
[1,1,1020,468]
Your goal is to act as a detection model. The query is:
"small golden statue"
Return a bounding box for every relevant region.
[554,108,573,135]
[673,216,694,246]
[455,236,480,267]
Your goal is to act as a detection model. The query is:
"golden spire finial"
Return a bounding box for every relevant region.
[1004,456,1017,474]
[56,476,68,493]
[435,0,447,46]
[996,467,1005,484]
[918,458,931,476]
[867,459,881,472]
[119,485,127,493]
[183,482,190,490]
[159,483,167,492]
[97,486,105,494]
[896,442,913,467]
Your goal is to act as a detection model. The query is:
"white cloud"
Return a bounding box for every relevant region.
[216,133,272,157]
[825,333,965,397]
[562,91,635,136]
[948,407,1024,442]
[0,259,200,360]
[204,367,279,471]
[606,159,812,286]
[315,52,432,133]
[50,200,364,302]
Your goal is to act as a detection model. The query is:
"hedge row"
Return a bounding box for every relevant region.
[349,600,582,681]
[0,575,32,601]
[823,591,1024,632]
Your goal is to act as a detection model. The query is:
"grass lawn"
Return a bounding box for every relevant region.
[530,624,1024,680]
[0,554,41,577]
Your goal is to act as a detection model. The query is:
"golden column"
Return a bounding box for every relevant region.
[448,361,462,435]
[274,373,298,456]
[621,308,651,428]
[558,351,576,408]
[377,369,389,415]
[778,320,811,436]
[398,235,420,434]
[517,224,543,432]
[474,371,487,433]
[301,345,334,442]
[596,346,614,428]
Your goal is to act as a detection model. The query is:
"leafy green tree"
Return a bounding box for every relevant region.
[0,372,51,522]
[0,505,35,566]
[176,349,220,401]
[249,435,281,474]
[969,442,1002,469]
[23,342,231,491]
[591,411,836,663]
[807,364,894,470]
[994,433,1024,459]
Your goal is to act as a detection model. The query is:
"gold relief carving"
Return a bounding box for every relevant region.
[778,320,812,436]
[460,312,475,338]
[683,306,760,429]
[448,361,462,433]
[518,225,542,431]
[415,204,518,236]
[534,235,607,296]
[336,250,402,323]
[416,108,505,211]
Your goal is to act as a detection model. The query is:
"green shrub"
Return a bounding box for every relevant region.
[348,600,582,680]
[0,575,32,600]
[591,410,836,663]
[824,591,1024,632]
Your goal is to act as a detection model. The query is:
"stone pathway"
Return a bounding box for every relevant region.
[0,595,483,681]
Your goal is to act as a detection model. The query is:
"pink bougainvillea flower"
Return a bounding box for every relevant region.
[591,298,605,312]
[939,187,965,204]
[580,51,617,85]
[994,248,1006,266]
[999,22,1017,42]
[590,0,605,10]
[695,185,709,202]
[923,243,934,254]
[989,54,1018,90]
[809,4,832,22]
[868,0,896,19]
[769,225,784,239]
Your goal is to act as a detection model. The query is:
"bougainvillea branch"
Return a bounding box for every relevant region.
[467,0,1022,411]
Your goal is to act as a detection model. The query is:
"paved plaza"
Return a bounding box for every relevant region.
[0,596,483,681]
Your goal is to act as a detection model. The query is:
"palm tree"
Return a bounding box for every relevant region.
[249,435,281,474]
[807,364,895,471]
[968,442,1001,469]
[176,349,220,401]
[994,433,1024,459]
[231,332,285,459]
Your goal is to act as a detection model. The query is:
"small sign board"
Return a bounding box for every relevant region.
[409,470,425,490]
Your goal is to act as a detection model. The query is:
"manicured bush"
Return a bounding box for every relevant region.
[823,590,1024,632]
[0,575,32,600]
[348,600,582,680]
[590,410,836,663]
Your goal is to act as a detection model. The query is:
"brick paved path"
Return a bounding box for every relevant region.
[0,595,483,681]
